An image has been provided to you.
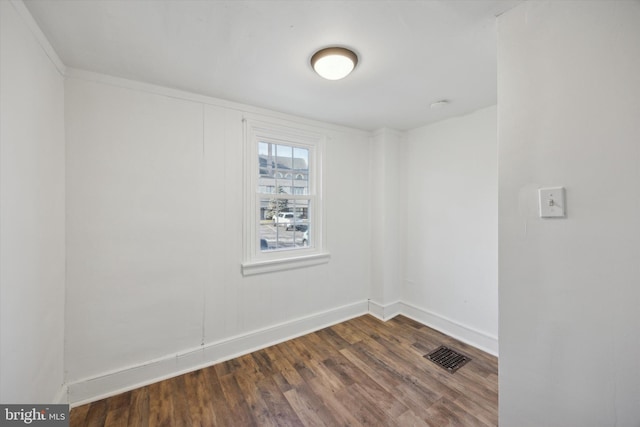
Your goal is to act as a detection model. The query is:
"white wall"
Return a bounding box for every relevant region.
[2,0,503,406]
[498,2,640,426]
[64,74,372,403]
[404,106,498,354]
[0,1,66,403]
[369,128,405,319]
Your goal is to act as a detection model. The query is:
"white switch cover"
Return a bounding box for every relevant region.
[539,187,566,218]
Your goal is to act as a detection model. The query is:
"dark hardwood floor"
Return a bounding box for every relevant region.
[70,315,498,426]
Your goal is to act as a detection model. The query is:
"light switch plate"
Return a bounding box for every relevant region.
[539,187,566,218]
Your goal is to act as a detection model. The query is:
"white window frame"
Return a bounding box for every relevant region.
[242,117,329,276]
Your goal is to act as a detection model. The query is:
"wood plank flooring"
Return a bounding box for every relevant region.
[70,315,498,426]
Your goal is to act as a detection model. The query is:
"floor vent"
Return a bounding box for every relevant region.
[425,345,471,373]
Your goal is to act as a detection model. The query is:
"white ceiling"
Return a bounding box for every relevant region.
[24,0,521,131]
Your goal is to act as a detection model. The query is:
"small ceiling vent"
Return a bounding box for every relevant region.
[425,345,471,373]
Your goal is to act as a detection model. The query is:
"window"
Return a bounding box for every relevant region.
[242,118,329,275]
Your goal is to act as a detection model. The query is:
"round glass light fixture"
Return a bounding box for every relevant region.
[311,47,358,80]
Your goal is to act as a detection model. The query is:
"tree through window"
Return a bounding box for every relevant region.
[258,142,310,251]
[242,118,328,275]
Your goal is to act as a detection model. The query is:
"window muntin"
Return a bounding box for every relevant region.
[243,119,327,275]
[258,142,310,252]
[260,199,310,250]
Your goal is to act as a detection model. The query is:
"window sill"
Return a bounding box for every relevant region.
[241,251,330,276]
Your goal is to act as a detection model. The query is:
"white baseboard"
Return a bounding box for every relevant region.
[367,299,402,321]
[67,300,368,407]
[67,298,498,407]
[398,302,499,356]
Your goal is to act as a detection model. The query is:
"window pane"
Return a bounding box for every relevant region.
[293,147,309,170]
[277,186,292,195]
[274,144,291,191]
[259,198,310,251]
[293,147,309,195]
[254,137,315,257]
[258,142,271,177]
[275,144,293,162]
[258,142,310,195]
[292,171,309,195]
[258,184,276,194]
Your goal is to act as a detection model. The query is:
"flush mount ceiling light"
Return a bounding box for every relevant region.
[311,47,358,80]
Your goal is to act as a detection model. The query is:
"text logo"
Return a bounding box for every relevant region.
[1,405,68,426]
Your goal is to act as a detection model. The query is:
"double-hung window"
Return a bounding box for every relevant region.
[242,118,329,275]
